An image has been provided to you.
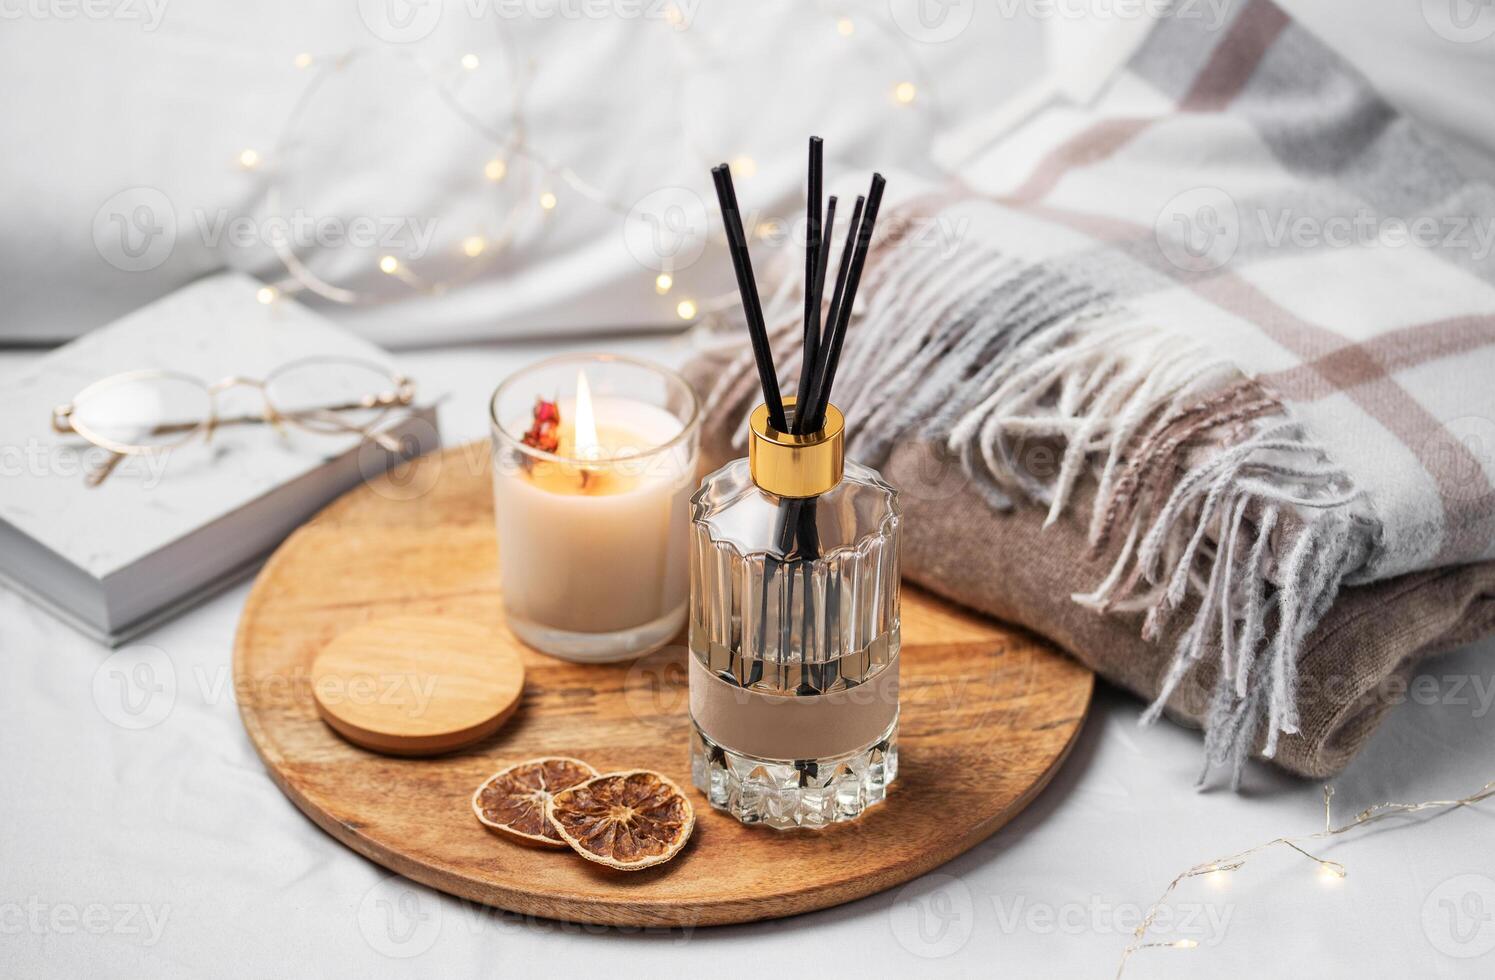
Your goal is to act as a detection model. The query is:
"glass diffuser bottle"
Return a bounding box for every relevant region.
[688,397,901,829]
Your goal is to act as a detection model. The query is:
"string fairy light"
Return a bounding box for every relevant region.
[1116,778,1495,978]
[243,4,939,318]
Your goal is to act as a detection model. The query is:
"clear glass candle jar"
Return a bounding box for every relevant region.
[688,399,901,828]
[489,354,700,663]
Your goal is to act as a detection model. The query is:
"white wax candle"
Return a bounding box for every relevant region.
[493,396,693,637]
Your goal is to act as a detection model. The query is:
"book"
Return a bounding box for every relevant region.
[0,273,442,645]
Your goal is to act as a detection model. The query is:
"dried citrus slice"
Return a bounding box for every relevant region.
[472,757,598,847]
[546,770,695,870]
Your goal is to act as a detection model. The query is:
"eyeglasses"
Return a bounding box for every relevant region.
[51,356,417,486]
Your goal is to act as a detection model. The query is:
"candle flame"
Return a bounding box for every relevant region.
[573,369,600,460]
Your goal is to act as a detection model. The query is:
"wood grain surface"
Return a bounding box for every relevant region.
[311,615,524,756]
[233,442,1094,927]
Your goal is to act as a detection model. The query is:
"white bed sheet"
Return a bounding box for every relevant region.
[2,335,1494,979]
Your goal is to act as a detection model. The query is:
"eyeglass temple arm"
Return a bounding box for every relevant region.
[65,396,412,441]
[294,408,405,453]
[85,452,126,488]
[66,391,415,487]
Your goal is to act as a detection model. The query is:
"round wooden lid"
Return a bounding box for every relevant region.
[311,616,524,756]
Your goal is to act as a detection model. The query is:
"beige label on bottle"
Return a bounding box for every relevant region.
[688,653,899,761]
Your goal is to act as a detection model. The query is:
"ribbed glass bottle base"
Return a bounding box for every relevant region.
[689,717,898,829]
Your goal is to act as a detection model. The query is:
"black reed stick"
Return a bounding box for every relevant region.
[713,149,886,562]
[712,163,788,433]
[801,136,823,402]
[793,195,837,435]
[797,193,863,432]
[777,189,831,551]
[804,172,884,432]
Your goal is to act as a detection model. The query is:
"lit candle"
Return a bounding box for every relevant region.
[489,355,700,663]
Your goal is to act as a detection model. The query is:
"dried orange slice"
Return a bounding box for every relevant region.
[472,757,598,847]
[546,770,694,870]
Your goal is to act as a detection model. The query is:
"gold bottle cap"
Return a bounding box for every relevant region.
[748,396,844,498]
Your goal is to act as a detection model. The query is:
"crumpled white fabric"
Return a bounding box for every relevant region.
[0,0,1044,346]
[9,0,1487,349]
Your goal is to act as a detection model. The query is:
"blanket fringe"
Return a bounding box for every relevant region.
[698,238,1369,787]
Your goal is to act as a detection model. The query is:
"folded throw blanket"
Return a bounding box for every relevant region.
[687,0,1495,785]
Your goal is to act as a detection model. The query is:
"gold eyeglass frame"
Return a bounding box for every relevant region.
[51,356,417,486]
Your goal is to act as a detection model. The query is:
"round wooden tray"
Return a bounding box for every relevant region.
[233,443,1093,927]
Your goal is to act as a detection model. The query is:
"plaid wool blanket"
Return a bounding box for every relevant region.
[691,0,1495,784]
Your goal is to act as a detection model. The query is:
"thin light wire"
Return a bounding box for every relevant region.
[1116,778,1495,978]
[245,4,934,316]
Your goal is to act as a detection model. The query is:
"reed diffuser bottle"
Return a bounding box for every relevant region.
[690,137,898,828]
[688,400,901,828]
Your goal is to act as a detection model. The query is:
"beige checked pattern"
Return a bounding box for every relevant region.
[964,0,1495,580]
[691,0,1495,782]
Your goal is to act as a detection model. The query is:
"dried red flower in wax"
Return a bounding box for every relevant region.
[522,398,561,454]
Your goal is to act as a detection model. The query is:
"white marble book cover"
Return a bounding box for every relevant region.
[0,272,441,643]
